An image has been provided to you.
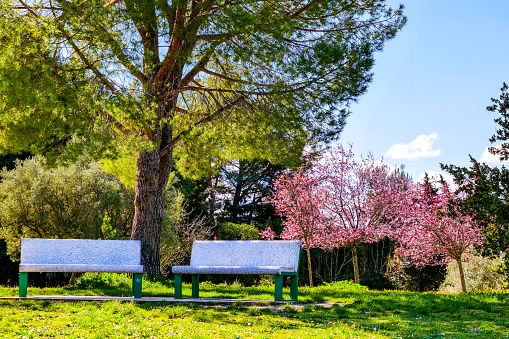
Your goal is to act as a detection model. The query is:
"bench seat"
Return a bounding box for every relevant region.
[172,240,301,301]
[172,265,295,275]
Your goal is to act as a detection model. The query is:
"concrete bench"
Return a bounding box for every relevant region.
[172,240,301,301]
[19,238,144,298]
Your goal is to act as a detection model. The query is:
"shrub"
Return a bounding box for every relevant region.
[403,264,447,292]
[219,222,259,240]
[439,253,507,292]
[360,271,395,291]
[0,157,134,259]
[75,272,131,290]
[159,183,213,274]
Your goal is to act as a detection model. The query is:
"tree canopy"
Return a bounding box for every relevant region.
[0,0,406,275]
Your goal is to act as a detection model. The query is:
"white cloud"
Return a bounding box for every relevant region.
[417,171,456,190]
[385,133,441,161]
[480,146,509,164]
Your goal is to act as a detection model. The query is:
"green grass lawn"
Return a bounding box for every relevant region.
[0,274,508,338]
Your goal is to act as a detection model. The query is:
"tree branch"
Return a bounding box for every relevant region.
[156,4,186,82]
[97,108,130,135]
[202,68,308,88]
[196,32,237,41]
[160,95,245,157]
[180,42,219,87]
[59,28,119,94]
[104,0,121,8]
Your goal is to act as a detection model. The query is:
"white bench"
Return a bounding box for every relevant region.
[19,238,144,298]
[172,240,301,301]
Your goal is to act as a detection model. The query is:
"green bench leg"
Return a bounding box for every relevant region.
[275,275,283,301]
[290,275,298,301]
[132,273,143,298]
[19,272,28,298]
[174,274,182,299]
[192,275,199,298]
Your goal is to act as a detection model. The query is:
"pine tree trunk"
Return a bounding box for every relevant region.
[457,258,467,293]
[130,83,175,278]
[351,244,360,284]
[131,149,164,277]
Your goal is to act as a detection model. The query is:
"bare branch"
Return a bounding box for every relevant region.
[175,107,188,114]
[143,123,153,141]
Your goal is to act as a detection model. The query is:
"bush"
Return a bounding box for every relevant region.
[360,271,395,291]
[439,253,507,292]
[218,222,259,240]
[159,183,213,274]
[0,157,134,260]
[403,264,447,292]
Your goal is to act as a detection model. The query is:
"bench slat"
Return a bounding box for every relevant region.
[19,264,144,274]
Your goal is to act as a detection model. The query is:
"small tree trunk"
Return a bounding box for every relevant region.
[68,272,83,286]
[457,258,467,293]
[351,244,360,284]
[302,235,313,287]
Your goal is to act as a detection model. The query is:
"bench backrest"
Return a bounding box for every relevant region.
[190,240,301,271]
[20,238,141,266]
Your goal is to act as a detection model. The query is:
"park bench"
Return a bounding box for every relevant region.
[18,238,144,298]
[172,240,301,301]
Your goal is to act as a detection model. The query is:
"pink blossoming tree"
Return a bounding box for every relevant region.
[314,144,408,284]
[263,144,408,285]
[263,170,326,287]
[395,176,484,292]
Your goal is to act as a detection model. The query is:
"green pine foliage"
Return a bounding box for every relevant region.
[0,0,407,176]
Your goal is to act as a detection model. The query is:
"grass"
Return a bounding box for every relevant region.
[0,274,508,338]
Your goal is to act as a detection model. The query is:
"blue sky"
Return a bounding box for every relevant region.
[339,0,509,182]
